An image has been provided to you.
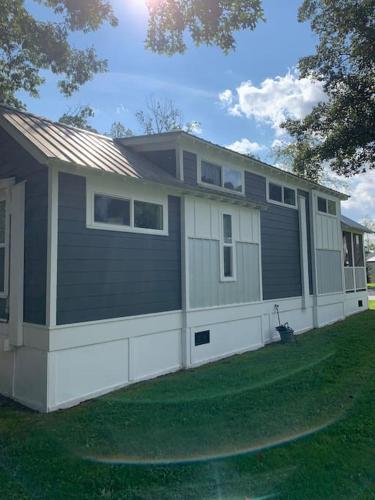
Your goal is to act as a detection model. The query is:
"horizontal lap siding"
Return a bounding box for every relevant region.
[57,172,182,325]
[245,171,303,300]
[0,128,48,324]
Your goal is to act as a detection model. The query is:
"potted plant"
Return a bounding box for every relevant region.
[274,305,295,344]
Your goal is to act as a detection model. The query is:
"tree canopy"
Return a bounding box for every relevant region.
[58,105,97,132]
[145,0,264,54]
[282,0,375,180]
[135,96,201,134]
[0,0,117,109]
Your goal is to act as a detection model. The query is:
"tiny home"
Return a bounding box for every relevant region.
[0,105,370,412]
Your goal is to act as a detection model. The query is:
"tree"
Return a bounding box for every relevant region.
[281,0,375,180]
[272,139,349,190]
[135,96,201,134]
[0,0,117,109]
[108,121,133,138]
[58,105,97,132]
[145,0,265,55]
[361,218,375,253]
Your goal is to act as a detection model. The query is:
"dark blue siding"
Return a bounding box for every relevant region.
[183,151,197,185]
[57,172,182,325]
[245,171,303,300]
[141,150,177,177]
[0,128,48,325]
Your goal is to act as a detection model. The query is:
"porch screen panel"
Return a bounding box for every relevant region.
[342,231,353,267]
[354,234,364,266]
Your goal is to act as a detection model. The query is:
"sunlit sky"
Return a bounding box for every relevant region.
[20,0,374,223]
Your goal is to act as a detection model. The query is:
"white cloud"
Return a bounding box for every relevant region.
[188,121,203,135]
[219,89,233,106]
[226,138,265,155]
[115,104,128,115]
[342,171,375,221]
[220,70,326,136]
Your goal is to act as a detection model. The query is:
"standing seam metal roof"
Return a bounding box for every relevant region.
[0,105,180,185]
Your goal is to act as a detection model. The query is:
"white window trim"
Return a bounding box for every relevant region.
[219,211,237,282]
[266,179,298,209]
[86,183,169,236]
[316,195,338,218]
[197,157,245,196]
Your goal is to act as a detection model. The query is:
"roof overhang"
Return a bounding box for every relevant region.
[120,131,350,201]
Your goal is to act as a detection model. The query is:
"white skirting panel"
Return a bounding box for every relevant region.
[0,291,369,412]
[191,316,263,366]
[344,291,368,317]
[316,293,345,327]
[0,349,14,397]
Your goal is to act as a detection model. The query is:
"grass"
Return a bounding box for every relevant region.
[0,304,374,499]
[368,283,375,289]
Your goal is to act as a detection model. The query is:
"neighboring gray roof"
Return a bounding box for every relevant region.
[0,105,179,185]
[341,215,373,233]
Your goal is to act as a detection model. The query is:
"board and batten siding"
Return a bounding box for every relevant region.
[317,250,343,294]
[313,193,343,295]
[0,128,48,325]
[245,171,307,300]
[185,196,261,308]
[189,240,260,308]
[57,172,182,325]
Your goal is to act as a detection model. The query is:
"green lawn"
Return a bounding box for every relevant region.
[368,283,375,289]
[1,304,375,499]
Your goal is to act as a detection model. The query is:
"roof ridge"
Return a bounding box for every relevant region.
[0,103,114,141]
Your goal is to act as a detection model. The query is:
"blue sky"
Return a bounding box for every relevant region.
[20,0,375,223]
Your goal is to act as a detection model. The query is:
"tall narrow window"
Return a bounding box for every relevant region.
[222,214,235,279]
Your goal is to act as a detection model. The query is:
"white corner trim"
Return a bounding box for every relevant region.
[298,196,310,310]
[9,181,25,346]
[46,168,59,328]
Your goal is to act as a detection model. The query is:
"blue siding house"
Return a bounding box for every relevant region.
[0,105,370,411]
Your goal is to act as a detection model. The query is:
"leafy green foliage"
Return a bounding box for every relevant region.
[108,121,134,138]
[58,105,97,132]
[282,0,375,179]
[145,0,265,54]
[0,0,118,109]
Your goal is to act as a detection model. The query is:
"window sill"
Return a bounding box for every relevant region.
[86,223,169,237]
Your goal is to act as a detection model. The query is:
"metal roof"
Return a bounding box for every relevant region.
[0,105,179,185]
[0,105,266,210]
[341,215,373,233]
